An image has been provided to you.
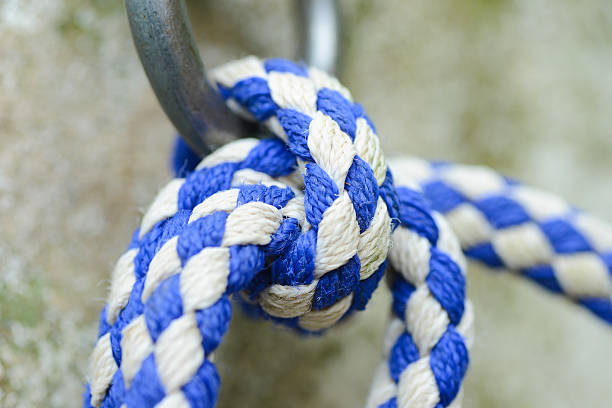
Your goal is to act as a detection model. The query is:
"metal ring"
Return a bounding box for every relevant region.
[126,0,341,157]
[297,0,342,76]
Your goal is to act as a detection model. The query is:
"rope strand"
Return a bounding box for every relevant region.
[367,186,473,408]
[86,56,611,408]
[85,57,402,408]
[390,157,612,324]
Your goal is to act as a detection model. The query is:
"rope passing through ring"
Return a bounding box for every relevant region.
[85,57,611,408]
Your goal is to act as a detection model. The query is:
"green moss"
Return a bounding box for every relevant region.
[0,279,44,328]
[56,0,123,40]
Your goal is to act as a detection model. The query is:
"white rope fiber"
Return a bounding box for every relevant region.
[84,57,611,408]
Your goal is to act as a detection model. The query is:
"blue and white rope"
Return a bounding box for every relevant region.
[85,57,408,408]
[171,137,475,408]
[85,56,612,408]
[366,186,473,408]
[390,158,612,324]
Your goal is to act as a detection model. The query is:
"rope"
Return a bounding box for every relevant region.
[170,137,474,408]
[390,158,612,324]
[366,189,473,408]
[84,57,420,408]
[85,56,611,408]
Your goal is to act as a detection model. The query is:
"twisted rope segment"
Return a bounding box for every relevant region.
[85,55,612,408]
[366,184,473,408]
[390,158,612,324]
[85,57,416,408]
[172,140,475,408]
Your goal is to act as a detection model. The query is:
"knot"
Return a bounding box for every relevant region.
[86,57,403,408]
[208,57,399,330]
[84,57,612,408]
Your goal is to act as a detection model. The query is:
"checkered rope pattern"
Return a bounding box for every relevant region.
[171,140,475,408]
[85,56,612,408]
[366,185,474,408]
[84,57,411,408]
[390,157,612,324]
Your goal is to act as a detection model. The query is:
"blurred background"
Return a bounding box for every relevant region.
[1,0,612,407]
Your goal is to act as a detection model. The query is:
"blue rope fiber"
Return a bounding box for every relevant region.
[86,135,470,408]
[174,141,612,325]
[420,163,612,324]
[376,184,470,408]
[86,57,610,408]
[87,58,449,408]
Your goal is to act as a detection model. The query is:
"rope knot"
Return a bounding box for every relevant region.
[205,57,400,330]
[86,56,612,408]
[87,57,402,407]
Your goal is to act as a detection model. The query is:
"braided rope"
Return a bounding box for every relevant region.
[366,186,473,408]
[390,158,612,324]
[169,147,474,408]
[85,56,612,408]
[84,57,408,408]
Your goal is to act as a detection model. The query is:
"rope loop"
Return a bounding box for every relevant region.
[85,57,435,408]
[85,56,611,408]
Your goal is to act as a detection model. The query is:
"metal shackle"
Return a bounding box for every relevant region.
[125,0,341,156]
